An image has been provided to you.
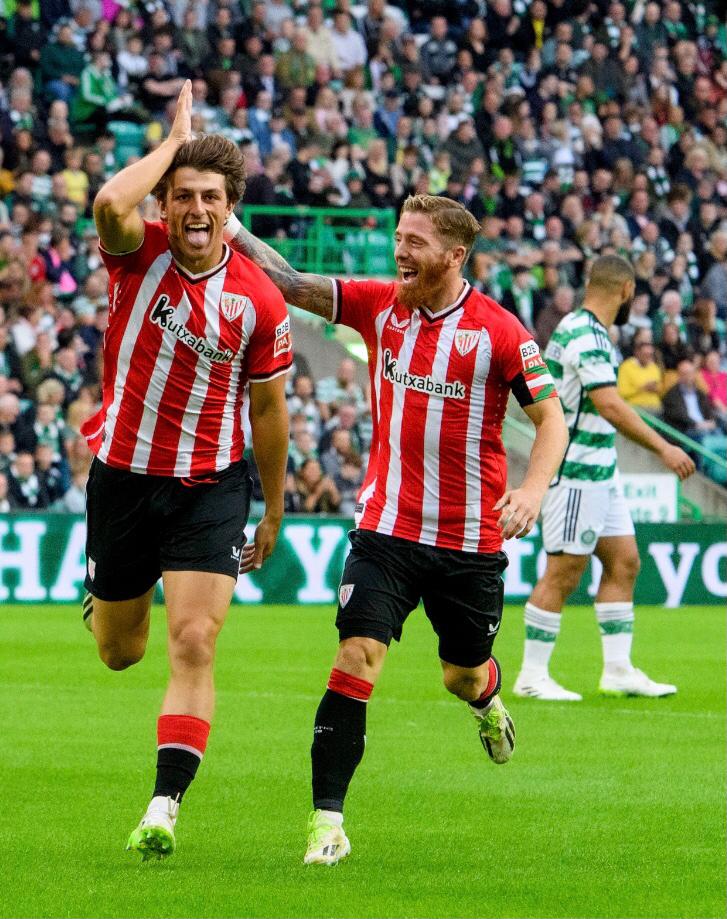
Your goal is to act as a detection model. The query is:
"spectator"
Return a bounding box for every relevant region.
[34,442,65,504]
[653,289,687,343]
[658,321,693,393]
[700,232,727,319]
[53,468,87,512]
[617,329,663,412]
[330,10,367,78]
[7,450,48,509]
[287,374,321,436]
[38,23,85,104]
[699,350,727,431]
[316,358,364,414]
[319,401,364,455]
[276,27,316,91]
[687,297,726,358]
[535,286,574,350]
[294,458,341,513]
[420,16,457,85]
[662,357,718,442]
[0,392,35,452]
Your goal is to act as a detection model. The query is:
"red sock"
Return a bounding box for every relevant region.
[157,714,210,757]
[154,715,211,801]
[472,657,501,709]
[327,667,374,701]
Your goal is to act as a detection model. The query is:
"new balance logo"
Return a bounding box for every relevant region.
[382,349,466,399]
[150,295,234,363]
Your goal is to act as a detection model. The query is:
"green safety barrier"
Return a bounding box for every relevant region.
[239,206,397,276]
[0,515,724,607]
[636,407,727,486]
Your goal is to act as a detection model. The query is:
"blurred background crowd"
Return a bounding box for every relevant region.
[0,0,726,513]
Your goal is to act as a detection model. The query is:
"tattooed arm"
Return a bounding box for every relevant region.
[224,216,334,321]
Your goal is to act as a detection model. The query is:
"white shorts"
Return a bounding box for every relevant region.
[541,476,635,555]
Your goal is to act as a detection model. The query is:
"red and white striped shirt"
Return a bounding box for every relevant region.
[82,221,292,476]
[332,279,557,553]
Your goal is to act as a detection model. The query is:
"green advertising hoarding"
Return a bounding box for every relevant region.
[0,515,725,607]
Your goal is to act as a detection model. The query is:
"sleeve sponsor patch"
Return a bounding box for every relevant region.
[274,317,291,357]
[519,339,542,372]
[516,340,556,403]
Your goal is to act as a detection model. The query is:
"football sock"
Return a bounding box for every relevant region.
[154,714,210,802]
[469,656,501,712]
[311,668,373,813]
[82,592,93,629]
[596,601,634,670]
[521,602,561,673]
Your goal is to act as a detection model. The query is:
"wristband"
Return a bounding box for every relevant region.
[224,212,242,240]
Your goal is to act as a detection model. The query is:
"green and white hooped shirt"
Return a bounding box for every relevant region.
[545,309,618,487]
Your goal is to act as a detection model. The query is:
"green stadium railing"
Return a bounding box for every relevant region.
[239,206,397,276]
[502,412,721,521]
[635,408,727,484]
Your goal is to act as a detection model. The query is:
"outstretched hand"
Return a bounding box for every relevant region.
[494,487,543,540]
[168,79,193,148]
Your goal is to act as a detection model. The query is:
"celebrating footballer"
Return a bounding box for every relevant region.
[81,81,291,859]
[226,193,569,865]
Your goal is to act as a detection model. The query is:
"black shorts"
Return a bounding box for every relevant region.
[336,529,508,669]
[84,457,252,602]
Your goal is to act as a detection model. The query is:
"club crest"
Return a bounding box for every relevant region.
[220,293,250,322]
[454,329,480,356]
[339,584,354,607]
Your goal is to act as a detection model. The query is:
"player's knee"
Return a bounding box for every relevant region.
[336,637,385,677]
[169,619,218,669]
[548,562,585,596]
[606,552,641,584]
[98,640,144,671]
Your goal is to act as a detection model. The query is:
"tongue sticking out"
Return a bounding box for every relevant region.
[186,228,209,247]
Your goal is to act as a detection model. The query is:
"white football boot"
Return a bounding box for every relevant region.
[304,810,351,866]
[470,695,515,764]
[513,671,582,701]
[599,666,677,697]
[126,796,179,860]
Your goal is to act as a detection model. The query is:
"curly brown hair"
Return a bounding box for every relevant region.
[152,134,247,204]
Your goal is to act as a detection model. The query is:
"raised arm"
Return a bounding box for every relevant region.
[224,214,334,321]
[92,80,193,255]
[589,385,695,480]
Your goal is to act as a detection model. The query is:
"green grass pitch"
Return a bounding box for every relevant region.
[1,602,724,919]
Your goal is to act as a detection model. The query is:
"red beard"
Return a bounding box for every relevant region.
[396,258,449,312]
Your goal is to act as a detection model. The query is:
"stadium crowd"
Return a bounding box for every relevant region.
[0,0,726,512]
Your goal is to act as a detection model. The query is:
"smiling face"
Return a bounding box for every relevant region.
[160,168,233,272]
[394,212,465,311]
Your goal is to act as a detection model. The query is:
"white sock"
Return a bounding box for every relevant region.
[319,809,343,826]
[521,602,561,675]
[595,601,634,670]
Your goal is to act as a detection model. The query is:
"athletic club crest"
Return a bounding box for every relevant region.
[454,329,481,357]
[339,584,354,607]
[220,292,250,322]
